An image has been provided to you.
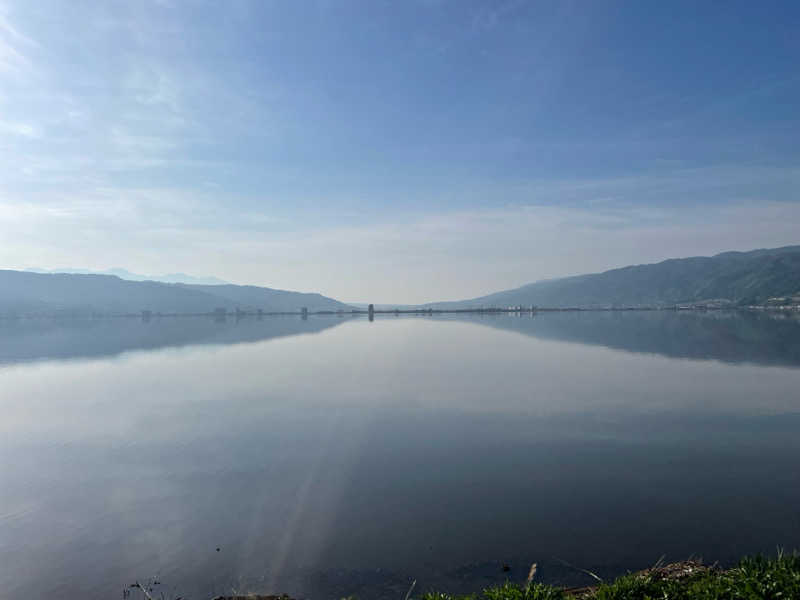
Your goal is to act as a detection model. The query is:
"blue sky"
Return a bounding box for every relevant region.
[1,0,799,302]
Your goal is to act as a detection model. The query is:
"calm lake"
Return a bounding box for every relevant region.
[2,311,800,599]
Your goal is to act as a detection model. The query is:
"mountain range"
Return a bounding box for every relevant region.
[0,270,349,316]
[3,245,799,316]
[425,245,800,309]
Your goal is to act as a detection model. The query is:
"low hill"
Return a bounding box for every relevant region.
[427,245,800,309]
[0,270,349,316]
[180,284,347,313]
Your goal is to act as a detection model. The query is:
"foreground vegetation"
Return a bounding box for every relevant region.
[142,553,800,600]
[418,553,800,600]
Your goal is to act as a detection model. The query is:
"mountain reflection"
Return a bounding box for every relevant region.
[0,314,349,365]
[442,310,800,367]
[2,310,800,367]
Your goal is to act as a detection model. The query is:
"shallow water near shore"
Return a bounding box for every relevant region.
[2,311,800,599]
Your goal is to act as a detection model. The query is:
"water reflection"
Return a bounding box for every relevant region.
[1,313,799,599]
[446,310,800,367]
[2,310,799,368]
[0,314,347,366]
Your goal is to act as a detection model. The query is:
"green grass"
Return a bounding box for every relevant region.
[418,581,565,600]
[417,553,800,600]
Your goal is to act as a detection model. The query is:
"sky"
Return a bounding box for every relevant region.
[1,0,799,303]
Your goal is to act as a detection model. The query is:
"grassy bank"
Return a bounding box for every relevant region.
[416,553,800,600]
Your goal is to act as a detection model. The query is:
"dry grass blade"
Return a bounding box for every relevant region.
[525,563,538,588]
[553,557,603,584]
[404,579,417,600]
[135,581,155,600]
[650,554,666,570]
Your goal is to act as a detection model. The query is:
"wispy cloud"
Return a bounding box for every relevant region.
[0,2,37,74]
[0,119,40,137]
[125,65,182,112]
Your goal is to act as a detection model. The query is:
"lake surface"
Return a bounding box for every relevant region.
[2,311,800,599]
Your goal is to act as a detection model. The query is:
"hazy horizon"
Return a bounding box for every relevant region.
[2,1,799,303]
[8,240,799,306]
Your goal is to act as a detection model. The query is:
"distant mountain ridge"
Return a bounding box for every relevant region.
[0,270,350,316]
[426,245,800,309]
[7,245,800,316]
[25,267,228,286]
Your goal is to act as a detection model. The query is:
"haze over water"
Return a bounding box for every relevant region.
[2,311,800,599]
